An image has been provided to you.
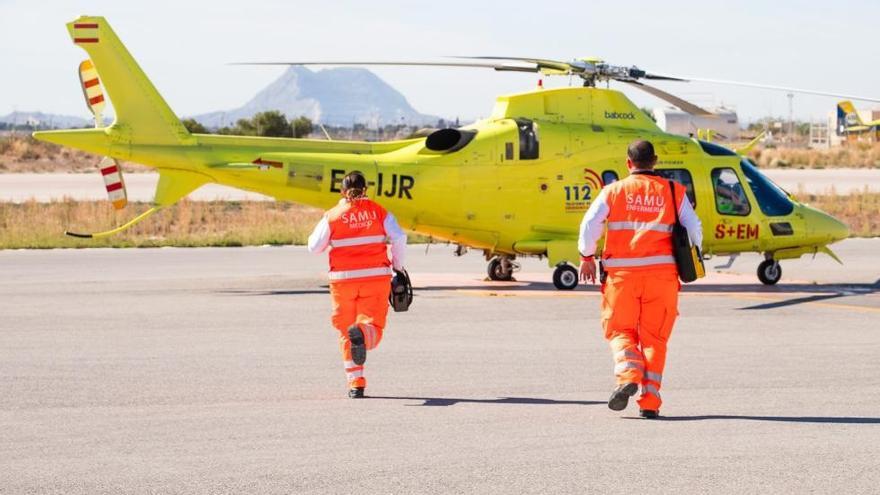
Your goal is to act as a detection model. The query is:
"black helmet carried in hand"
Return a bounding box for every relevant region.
[389,269,413,312]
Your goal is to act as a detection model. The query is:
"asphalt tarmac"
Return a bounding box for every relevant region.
[1,240,879,494]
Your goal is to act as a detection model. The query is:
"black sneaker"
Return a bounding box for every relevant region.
[639,409,659,419]
[348,387,365,399]
[348,325,366,366]
[607,382,639,411]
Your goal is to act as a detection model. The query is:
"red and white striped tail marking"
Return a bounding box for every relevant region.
[72,22,99,44]
[78,59,105,125]
[98,157,127,210]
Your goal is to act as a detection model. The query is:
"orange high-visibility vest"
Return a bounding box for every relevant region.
[601,172,685,272]
[327,198,392,282]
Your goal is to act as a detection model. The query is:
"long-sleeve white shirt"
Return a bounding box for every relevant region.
[578,186,703,257]
[307,210,407,270]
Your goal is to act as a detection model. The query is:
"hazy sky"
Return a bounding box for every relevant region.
[1,0,878,123]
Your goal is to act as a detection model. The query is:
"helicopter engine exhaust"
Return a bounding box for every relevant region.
[425,128,477,153]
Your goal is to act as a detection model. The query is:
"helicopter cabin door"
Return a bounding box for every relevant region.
[707,166,763,253]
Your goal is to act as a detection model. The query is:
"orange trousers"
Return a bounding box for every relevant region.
[329,277,391,388]
[601,268,679,411]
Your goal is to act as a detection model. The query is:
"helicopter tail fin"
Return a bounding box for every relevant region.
[65,16,191,145]
[837,100,864,131]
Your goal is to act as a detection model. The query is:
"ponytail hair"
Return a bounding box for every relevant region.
[342,171,368,199]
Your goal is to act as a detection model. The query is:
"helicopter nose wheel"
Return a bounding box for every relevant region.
[487,256,519,281]
[552,263,579,290]
[757,259,782,285]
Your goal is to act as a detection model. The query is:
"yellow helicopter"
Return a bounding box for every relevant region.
[837,101,880,136]
[36,17,867,289]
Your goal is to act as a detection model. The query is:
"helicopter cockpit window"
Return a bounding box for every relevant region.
[602,170,619,185]
[655,168,696,207]
[712,168,751,216]
[516,119,539,160]
[740,158,794,216]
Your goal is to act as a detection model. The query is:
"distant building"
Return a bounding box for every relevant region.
[653,107,740,141]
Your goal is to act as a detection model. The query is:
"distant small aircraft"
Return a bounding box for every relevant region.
[837,101,880,134]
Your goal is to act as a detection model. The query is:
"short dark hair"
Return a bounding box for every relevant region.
[342,171,367,197]
[627,140,657,169]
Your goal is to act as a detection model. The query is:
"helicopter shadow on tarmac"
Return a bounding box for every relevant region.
[731,279,880,311]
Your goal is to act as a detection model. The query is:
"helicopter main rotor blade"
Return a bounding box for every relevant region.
[643,73,688,82]
[453,56,583,73]
[492,66,540,73]
[234,58,880,102]
[649,75,880,103]
[619,80,715,116]
[230,61,536,71]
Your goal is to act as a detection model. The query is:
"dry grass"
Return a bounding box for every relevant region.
[0,200,324,248]
[749,143,880,169]
[0,194,876,249]
[0,135,148,173]
[794,189,880,237]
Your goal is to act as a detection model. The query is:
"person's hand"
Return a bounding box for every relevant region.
[580,257,597,284]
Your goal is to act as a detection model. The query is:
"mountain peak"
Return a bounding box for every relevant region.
[193,67,438,128]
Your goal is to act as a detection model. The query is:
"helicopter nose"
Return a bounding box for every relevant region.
[801,205,850,244]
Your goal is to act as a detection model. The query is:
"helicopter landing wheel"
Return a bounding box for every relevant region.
[487,256,516,281]
[757,259,782,285]
[553,263,579,291]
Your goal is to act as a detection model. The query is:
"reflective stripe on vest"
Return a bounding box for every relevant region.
[603,255,675,268]
[328,266,393,281]
[607,221,673,233]
[330,235,388,248]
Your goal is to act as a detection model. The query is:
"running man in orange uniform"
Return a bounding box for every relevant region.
[307,171,407,399]
[578,140,702,418]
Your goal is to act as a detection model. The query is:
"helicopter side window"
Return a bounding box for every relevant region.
[602,170,619,185]
[655,169,696,207]
[516,119,539,160]
[740,159,794,216]
[712,168,751,216]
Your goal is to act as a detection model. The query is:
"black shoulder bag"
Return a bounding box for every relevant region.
[669,181,705,283]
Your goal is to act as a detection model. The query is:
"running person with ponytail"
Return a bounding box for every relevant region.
[307,171,407,398]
